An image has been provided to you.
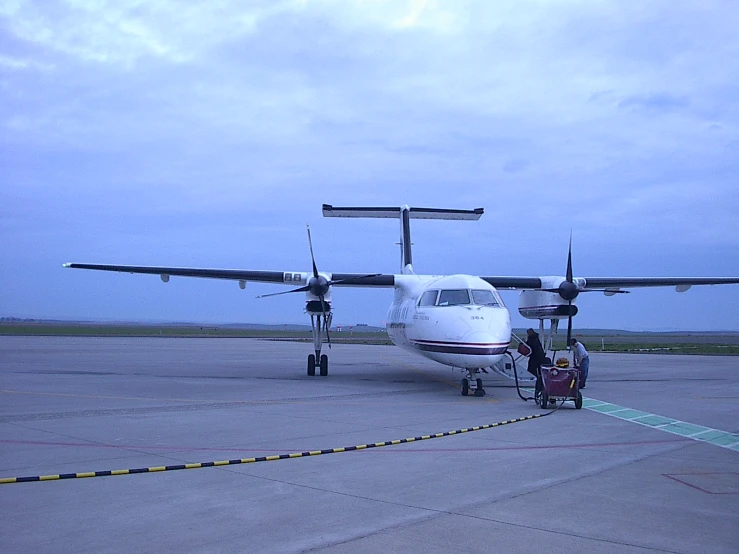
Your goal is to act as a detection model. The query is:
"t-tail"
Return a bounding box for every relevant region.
[322,204,484,274]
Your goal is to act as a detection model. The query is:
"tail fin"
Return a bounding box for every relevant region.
[322,204,484,274]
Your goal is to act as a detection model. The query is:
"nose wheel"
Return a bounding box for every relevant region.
[307,353,329,376]
[460,370,486,397]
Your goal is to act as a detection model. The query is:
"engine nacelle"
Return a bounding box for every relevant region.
[518,277,582,320]
[305,272,332,314]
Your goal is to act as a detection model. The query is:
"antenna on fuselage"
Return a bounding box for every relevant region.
[322,204,484,274]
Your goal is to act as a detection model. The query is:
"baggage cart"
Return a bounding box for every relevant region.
[538,365,582,409]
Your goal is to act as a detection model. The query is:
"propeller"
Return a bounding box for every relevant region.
[256,226,332,347]
[256,226,382,349]
[307,226,332,349]
[539,235,630,350]
[540,234,578,349]
[257,227,330,299]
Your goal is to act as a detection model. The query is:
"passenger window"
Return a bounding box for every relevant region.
[472,290,500,307]
[418,290,438,307]
[438,289,470,306]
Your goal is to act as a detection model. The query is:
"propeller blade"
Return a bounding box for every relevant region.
[566,232,573,283]
[307,225,319,279]
[256,285,311,298]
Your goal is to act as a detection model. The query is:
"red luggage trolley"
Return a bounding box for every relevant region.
[539,365,583,409]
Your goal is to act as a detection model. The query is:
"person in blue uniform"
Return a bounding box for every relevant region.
[570,338,589,388]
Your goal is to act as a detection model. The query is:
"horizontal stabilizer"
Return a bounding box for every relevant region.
[322,204,483,220]
[323,204,483,272]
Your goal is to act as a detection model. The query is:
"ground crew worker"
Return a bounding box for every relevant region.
[570,338,589,388]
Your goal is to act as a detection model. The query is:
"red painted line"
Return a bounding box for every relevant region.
[663,473,739,495]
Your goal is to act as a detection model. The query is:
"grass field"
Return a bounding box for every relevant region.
[2,322,739,355]
[0,322,392,344]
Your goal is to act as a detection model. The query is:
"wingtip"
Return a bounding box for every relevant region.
[62,263,72,268]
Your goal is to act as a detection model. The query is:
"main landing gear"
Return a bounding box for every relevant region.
[306,310,331,377]
[460,368,486,397]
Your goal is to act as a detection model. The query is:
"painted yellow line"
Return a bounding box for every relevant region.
[0,414,544,485]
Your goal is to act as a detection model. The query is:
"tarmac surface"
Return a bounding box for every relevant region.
[1,336,737,553]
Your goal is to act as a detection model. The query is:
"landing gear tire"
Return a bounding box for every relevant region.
[540,390,549,409]
[461,378,469,396]
[474,378,485,397]
[319,354,328,377]
[307,354,316,376]
[575,390,583,409]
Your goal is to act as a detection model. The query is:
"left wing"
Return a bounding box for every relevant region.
[578,277,739,289]
[481,276,739,291]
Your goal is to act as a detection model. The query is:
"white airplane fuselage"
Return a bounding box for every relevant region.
[386,274,511,369]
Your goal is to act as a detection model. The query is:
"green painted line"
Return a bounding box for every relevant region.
[609,409,651,420]
[706,433,739,447]
[631,415,675,427]
[661,422,710,437]
[581,399,606,408]
[583,397,739,452]
[589,403,629,414]
[691,429,729,441]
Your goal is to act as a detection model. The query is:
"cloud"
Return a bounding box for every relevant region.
[1,0,738,328]
[618,92,689,113]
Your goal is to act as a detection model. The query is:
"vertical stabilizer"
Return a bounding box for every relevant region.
[322,204,484,273]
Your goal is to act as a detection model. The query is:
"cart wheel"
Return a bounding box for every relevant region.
[575,390,583,409]
[540,391,549,409]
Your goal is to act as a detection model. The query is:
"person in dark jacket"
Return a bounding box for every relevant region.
[525,328,546,376]
[525,328,547,399]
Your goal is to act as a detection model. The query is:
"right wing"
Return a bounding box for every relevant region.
[62,263,395,287]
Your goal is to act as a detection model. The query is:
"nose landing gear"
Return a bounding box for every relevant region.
[460,368,486,397]
[307,311,331,377]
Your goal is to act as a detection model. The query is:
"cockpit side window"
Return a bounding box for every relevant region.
[437,289,470,306]
[472,289,501,307]
[418,290,438,307]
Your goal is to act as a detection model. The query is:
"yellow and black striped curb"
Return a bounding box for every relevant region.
[0,414,543,485]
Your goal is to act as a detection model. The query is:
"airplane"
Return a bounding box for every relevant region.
[63,204,739,397]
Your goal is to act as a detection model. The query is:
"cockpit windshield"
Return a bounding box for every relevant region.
[471,289,502,307]
[418,288,504,307]
[437,289,470,306]
[418,290,438,306]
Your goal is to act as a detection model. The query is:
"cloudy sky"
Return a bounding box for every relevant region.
[2,0,738,330]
